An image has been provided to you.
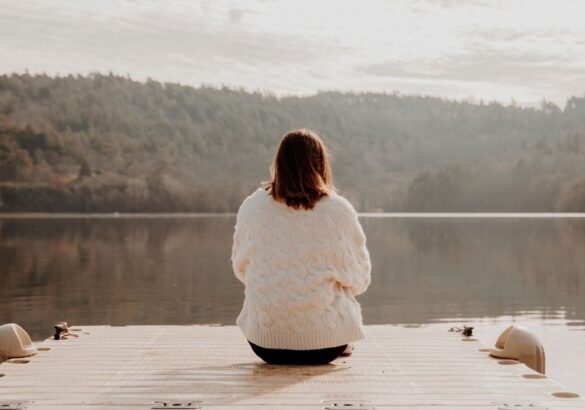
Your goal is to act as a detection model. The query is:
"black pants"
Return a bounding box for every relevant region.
[248,341,347,365]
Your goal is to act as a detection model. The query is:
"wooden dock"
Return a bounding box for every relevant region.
[0,325,583,409]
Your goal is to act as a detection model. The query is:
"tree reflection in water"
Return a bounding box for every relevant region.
[1,215,584,340]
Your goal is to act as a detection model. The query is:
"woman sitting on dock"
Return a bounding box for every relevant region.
[231,128,372,365]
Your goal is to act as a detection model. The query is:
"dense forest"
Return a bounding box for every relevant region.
[0,73,584,212]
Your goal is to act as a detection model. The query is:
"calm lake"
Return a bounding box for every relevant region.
[1,214,584,394]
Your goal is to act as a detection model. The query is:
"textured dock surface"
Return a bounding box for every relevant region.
[0,325,583,409]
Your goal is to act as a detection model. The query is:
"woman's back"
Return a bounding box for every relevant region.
[232,187,371,350]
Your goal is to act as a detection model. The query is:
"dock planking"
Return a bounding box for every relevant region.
[0,325,583,409]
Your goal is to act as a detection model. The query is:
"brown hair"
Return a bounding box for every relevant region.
[264,129,335,210]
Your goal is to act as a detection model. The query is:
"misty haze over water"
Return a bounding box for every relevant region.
[1,74,584,214]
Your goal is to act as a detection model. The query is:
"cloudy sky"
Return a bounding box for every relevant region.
[0,0,583,106]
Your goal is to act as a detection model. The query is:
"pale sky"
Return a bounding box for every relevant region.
[0,0,584,106]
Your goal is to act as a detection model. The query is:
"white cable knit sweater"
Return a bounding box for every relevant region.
[231,188,371,350]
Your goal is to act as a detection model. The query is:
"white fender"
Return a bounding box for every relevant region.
[489,325,545,374]
[0,323,37,360]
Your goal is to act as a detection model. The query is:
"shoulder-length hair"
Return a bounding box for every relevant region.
[263,129,335,210]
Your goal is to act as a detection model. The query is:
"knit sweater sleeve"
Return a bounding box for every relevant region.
[231,215,247,284]
[231,194,254,284]
[335,199,372,296]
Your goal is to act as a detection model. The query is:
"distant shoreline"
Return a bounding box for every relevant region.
[1,212,584,219]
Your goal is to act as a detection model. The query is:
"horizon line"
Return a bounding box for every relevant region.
[1,212,584,219]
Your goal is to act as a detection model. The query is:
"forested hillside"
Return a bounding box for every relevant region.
[1,73,584,212]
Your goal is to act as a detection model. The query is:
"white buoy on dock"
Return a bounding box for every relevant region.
[490,325,546,374]
[0,324,37,361]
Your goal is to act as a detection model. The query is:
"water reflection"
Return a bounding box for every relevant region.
[0,217,242,339]
[362,217,585,326]
[1,216,584,341]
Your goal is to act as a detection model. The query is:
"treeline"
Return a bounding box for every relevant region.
[0,72,584,212]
